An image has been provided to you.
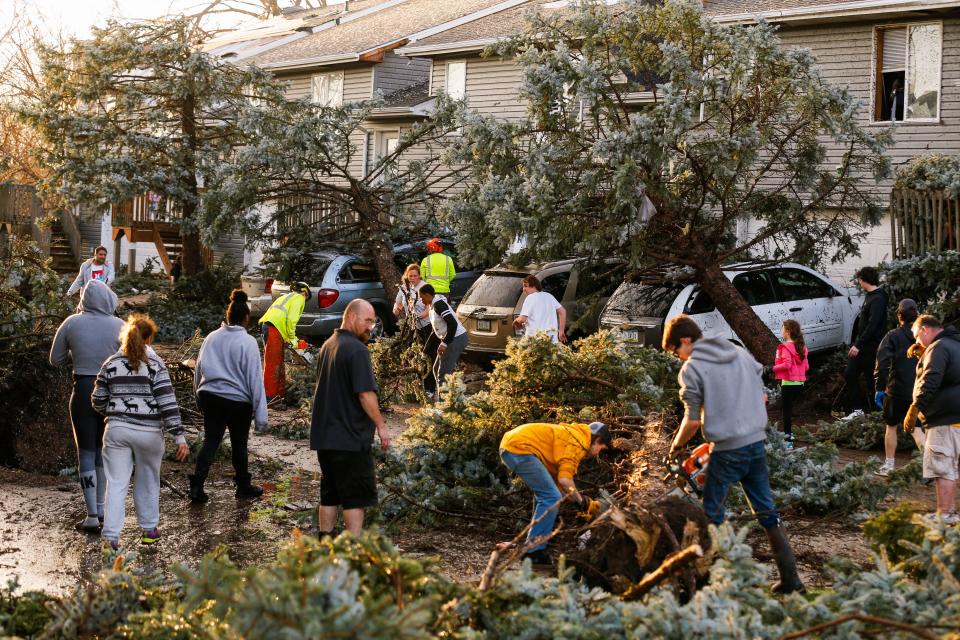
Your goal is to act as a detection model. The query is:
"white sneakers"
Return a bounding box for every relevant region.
[874,462,895,477]
[923,512,960,525]
[839,409,864,421]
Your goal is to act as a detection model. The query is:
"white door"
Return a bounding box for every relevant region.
[769,267,844,351]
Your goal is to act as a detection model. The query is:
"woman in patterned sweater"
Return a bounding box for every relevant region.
[92,314,188,549]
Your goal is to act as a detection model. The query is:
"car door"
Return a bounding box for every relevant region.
[768,267,844,351]
[683,271,778,345]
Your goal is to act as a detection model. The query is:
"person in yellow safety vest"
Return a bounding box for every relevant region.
[499,421,611,566]
[420,238,456,295]
[259,282,311,403]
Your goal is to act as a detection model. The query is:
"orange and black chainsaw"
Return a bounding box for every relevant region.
[664,442,713,497]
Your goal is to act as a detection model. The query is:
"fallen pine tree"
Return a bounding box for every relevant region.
[4,519,959,639]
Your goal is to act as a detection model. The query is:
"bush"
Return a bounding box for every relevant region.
[760,430,903,516]
[796,412,918,451]
[863,501,927,567]
[881,250,960,325]
[893,153,960,194]
[19,519,960,639]
[0,580,54,638]
[111,258,168,295]
[127,258,241,342]
[0,238,75,471]
[377,332,678,523]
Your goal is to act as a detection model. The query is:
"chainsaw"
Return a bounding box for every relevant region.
[664,442,713,497]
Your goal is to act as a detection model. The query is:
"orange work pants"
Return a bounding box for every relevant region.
[263,324,286,400]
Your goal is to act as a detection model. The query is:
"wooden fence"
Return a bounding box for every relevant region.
[890,188,960,258]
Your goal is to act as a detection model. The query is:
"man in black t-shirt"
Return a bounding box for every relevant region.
[310,299,391,535]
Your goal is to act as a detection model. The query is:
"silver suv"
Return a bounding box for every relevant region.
[270,240,481,342]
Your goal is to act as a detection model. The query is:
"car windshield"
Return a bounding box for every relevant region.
[605,282,684,318]
[462,274,525,308]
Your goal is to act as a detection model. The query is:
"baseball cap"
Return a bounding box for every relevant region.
[588,421,612,446]
[898,298,918,314]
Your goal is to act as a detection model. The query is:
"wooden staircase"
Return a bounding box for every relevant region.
[48,219,79,275]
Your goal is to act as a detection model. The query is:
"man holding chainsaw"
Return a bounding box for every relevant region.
[664,315,804,594]
[499,422,612,565]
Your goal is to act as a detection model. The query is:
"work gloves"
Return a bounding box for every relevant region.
[904,404,920,433]
[576,496,601,521]
[875,391,886,410]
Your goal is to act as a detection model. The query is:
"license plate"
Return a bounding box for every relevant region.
[477,319,492,331]
[623,329,640,342]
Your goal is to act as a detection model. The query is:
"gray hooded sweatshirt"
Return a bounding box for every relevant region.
[194,324,268,429]
[50,280,125,375]
[678,337,768,452]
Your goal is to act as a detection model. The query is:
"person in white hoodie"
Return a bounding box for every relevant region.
[66,246,115,296]
[189,289,268,503]
[49,280,125,531]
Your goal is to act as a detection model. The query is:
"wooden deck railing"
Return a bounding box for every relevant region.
[0,183,44,226]
[112,192,183,229]
[890,189,960,258]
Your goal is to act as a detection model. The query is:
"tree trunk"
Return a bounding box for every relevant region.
[180,221,203,276]
[699,262,779,365]
[355,196,401,315]
[180,91,203,276]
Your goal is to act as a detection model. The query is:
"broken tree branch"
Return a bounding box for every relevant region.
[778,613,939,640]
[621,544,703,601]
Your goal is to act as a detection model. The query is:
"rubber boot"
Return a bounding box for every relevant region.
[235,472,263,499]
[765,524,805,594]
[188,473,209,504]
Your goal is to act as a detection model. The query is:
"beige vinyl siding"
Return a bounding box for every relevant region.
[778,17,960,205]
[431,55,528,120]
[374,51,431,96]
[279,65,374,103]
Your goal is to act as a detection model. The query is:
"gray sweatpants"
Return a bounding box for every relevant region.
[101,424,165,541]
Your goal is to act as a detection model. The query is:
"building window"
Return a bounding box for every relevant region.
[311,71,344,107]
[445,60,466,100]
[874,23,941,122]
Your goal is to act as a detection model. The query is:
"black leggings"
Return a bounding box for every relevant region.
[195,391,252,482]
[780,385,803,437]
[70,375,105,471]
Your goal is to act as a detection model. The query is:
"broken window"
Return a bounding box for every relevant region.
[311,71,344,107]
[874,24,941,122]
[445,60,466,100]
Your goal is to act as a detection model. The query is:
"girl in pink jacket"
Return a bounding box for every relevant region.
[773,320,809,449]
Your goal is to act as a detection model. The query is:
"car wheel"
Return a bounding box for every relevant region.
[370,310,394,342]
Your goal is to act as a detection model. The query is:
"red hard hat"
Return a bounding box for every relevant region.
[426,238,442,253]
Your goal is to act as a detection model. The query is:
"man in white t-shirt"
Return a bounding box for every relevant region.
[513,275,567,343]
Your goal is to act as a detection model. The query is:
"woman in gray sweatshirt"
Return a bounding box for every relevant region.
[49,280,125,532]
[189,289,268,503]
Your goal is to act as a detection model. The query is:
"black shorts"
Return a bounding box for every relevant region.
[317,449,378,509]
[883,395,911,427]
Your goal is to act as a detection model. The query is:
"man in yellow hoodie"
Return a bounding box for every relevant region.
[499,421,611,565]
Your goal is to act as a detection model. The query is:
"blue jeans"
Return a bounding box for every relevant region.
[702,441,780,529]
[500,450,562,552]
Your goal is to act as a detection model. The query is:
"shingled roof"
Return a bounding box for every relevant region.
[399,0,960,54]
[247,0,510,69]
